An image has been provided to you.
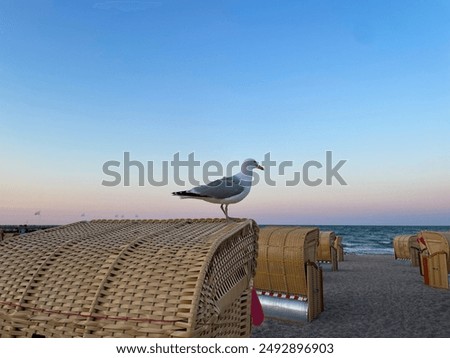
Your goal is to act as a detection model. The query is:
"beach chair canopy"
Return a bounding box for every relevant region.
[254,226,319,296]
[418,231,450,274]
[317,231,336,261]
[393,235,418,260]
[0,219,258,338]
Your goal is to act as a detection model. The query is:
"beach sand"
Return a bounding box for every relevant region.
[251,254,450,338]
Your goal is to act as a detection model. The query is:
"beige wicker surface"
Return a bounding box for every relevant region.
[306,262,324,321]
[417,231,450,289]
[253,226,323,321]
[334,236,344,262]
[422,254,448,289]
[393,235,418,260]
[0,219,258,338]
[254,226,319,296]
[418,231,450,272]
[410,239,421,267]
[1,233,19,241]
[317,231,338,271]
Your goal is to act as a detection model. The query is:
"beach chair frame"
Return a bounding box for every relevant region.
[317,231,338,271]
[334,236,345,262]
[418,231,450,290]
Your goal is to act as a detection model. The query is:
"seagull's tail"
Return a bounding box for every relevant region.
[172,191,206,199]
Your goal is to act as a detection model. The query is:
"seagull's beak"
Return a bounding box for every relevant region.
[256,164,264,170]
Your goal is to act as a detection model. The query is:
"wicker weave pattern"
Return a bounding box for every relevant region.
[0,219,258,338]
[253,227,319,296]
[306,262,324,321]
[334,236,344,262]
[393,235,418,260]
[317,231,335,261]
[419,231,450,274]
[317,231,338,271]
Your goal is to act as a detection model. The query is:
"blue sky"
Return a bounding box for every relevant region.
[1,0,450,225]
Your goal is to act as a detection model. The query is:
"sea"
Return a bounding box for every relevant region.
[262,225,450,255]
[2,224,450,256]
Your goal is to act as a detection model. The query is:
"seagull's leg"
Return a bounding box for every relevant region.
[221,204,237,222]
[220,204,227,219]
[225,204,239,222]
[221,204,231,221]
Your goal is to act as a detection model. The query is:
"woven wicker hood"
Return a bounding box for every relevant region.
[0,219,258,338]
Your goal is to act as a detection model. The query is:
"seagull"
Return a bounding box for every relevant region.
[172,158,264,220]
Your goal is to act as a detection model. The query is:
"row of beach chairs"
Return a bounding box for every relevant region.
[0,220,342,338]
[393,231,450,289]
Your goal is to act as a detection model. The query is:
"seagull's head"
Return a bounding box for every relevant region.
[241,158,264,175]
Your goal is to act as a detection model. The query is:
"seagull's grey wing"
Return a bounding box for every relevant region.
[190,176,244,199]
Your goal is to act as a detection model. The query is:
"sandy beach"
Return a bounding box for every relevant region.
[252,254,450,338]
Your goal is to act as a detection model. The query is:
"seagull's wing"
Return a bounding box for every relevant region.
[189,175,244,199]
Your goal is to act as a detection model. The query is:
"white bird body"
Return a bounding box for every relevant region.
[172,159,263,219]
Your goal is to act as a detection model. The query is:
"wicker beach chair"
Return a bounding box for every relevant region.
[334,235,344,262]
[317,231,338,271]
[393,235,420,267]
[417,231,450,289]
[410,237,421,267]
[253,226,323,322]
[0,219,258,337]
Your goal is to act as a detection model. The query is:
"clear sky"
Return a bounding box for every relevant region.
[1,0,450,225]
